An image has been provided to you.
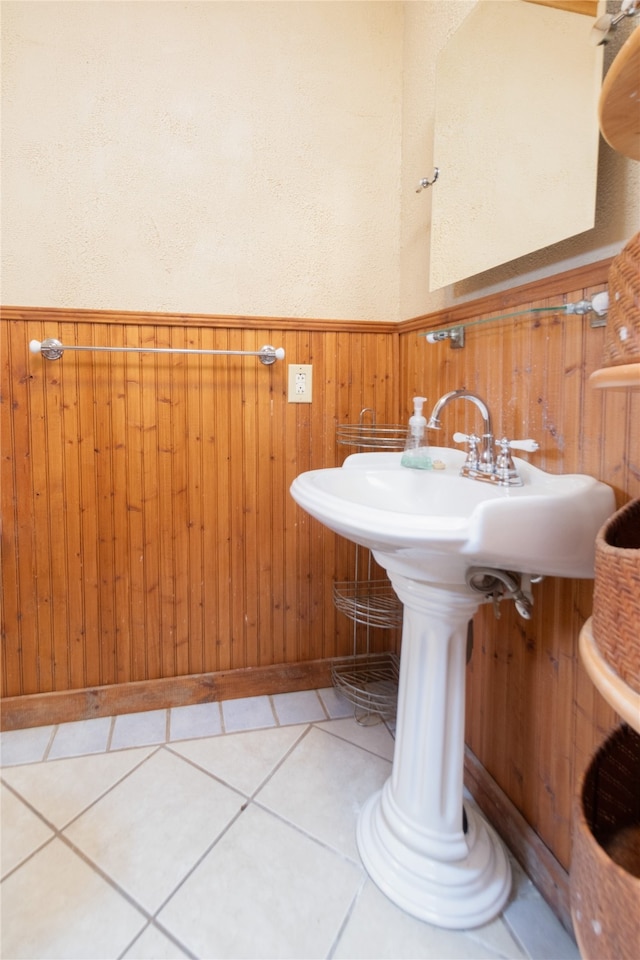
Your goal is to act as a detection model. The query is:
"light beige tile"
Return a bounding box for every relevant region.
[504,896,580,960]
[508,852,542,901]
[467,916,527,960]
[272,690,326,724]
[0,725,55,766]
[315,716,396,761]
[63,746,243,912]
[333,879,504,960]
[1,748,153,828]
[158,803,363,959]
[169,701,222,741]
[47,717,112,759]
[169,724,306,795]
[317,686,355,719]
[0,783,54,879]
[0,838,145,959]
[256,724,391,860]
[110,709,168,749]
[122,923,189,959]
[221,695,277,732]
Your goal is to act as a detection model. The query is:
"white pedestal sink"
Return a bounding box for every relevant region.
[290,448,614,929]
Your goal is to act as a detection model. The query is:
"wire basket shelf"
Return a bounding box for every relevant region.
[336,408,405,451]
[333,579,403,629]
[332,653,400,722]
[336,423,406,450]
[332,412,404,723]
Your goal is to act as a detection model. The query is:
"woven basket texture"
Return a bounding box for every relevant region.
[604,231,640,366]
[592,498,640,693]
[570,725,640,960]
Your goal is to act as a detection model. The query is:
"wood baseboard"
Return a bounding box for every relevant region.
[464,747,572,938]
[0,659,333,731]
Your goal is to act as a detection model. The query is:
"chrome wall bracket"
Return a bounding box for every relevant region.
[425,325,465,350]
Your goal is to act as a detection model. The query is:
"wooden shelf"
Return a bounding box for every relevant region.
[598,25,640,161]
[590,362,640,389]
[579,618,640,732]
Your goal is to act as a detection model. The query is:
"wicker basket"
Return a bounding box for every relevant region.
[592,498,640,694]
[570,724,640,960]
[603,232,640,367]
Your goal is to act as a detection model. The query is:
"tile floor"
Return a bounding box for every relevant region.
[1,688,580,960]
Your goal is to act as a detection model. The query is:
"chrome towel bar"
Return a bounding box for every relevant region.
[29,338,285,365]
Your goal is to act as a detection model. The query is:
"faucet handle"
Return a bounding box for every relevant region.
[497,437,539,453]
[453,431,479,446]
[453,432,481,470]
[494,437,538,486]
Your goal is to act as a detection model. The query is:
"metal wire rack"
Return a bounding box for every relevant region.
[332,653,400,724]
[333,579,403,629]
[335,423,407,450]
[332,410,405,723]
[336,408,406,451]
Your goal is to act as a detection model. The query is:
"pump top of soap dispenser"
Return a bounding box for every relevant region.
[409,396,427,435]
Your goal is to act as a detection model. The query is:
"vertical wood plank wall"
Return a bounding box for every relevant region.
[1,309,400,703]
[399,260,639,871]
[1,256,637,876]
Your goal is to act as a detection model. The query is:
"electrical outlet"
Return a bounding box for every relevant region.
[288,364,313,403]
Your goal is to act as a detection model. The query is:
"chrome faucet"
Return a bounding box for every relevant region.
[427,389,539,486]
[427,390,495,476]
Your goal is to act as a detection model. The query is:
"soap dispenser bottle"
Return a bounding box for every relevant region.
[401,396,433,469]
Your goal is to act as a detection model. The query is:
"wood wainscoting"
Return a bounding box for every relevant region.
[1,308,401,711]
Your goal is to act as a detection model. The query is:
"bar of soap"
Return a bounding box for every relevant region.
[432,459,446,470]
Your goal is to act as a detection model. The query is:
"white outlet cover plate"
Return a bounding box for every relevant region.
[288,364,312,403]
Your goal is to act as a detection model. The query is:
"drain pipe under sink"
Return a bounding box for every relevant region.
[465,567,541,620]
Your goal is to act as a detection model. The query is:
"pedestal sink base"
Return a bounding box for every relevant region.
[354,574,512,930]
[358,790,512,929]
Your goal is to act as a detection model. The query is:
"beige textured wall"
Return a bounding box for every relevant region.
[400,0,640,317]
[3,1,638,321]
[1,1,403,320]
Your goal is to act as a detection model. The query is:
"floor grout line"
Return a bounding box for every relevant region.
[217,698,225,735]
[141,918,199,960]
[161,741,253,797]
[146,801,250,927]
[315,686,332,720]
[267,693,280,725]
[106,715,116,752]
[326,873,368,960]
[41,724,58,762]
[250,793,366,870]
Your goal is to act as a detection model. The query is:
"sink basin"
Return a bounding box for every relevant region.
[290,448,615,582]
